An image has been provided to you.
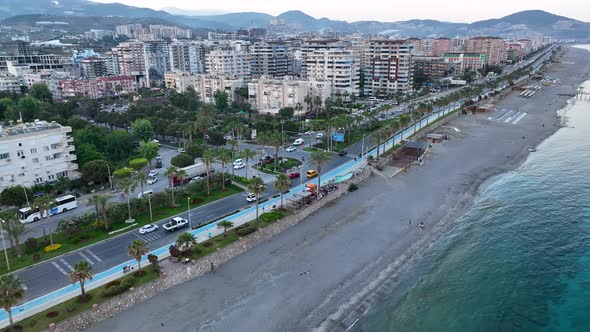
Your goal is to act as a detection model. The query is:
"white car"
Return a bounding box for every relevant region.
[233,159,244,166]
[233,162,246,169]
[177,148,186,153]
[304,131,314,135]
[224,135,233,140]
[246,193,257,202]
[316,133,324,139]
[147,177,158,185]
[285,146,296,152]
[148,169,159,177]
[139,224,159,234]
[293,138,304,146]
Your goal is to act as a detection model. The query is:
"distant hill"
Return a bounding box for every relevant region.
[0,1,588,39]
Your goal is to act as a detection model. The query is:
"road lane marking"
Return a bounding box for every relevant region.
[512,112,528,125]
[78,252,95,265]
[51,262,67,275]
[505,111,521,123]
[21,283,28,291]
[497,110,514,121]
[86,250,102,263]
[59,258,74,271]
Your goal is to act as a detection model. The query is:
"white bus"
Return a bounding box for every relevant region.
[19,195,78,223]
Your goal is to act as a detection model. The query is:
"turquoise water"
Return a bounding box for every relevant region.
[355,80,590,331]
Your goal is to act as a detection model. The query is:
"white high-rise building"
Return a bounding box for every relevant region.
[363,40,413,96]
[0,121,79,191]
[205,50,251,79]
[169,41,203,74]
[305,49,360,96]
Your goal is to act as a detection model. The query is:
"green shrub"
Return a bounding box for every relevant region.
[236,227,257,236]
[348,183,359,192]
[112,167,132,179]
[105,280,120,289]
[28,319,37,327]
[70,233,93,244]
[65,303,77,313]
[260,211,283,223]
[24,237,38,254]
[102,275,136,297]
[128,158,148,171]
[171,153,194,168]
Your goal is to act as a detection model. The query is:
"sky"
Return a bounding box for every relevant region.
[91,0,590,23]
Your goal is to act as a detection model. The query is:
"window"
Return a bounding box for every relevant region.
[43,146,49,151]
[51,144,59,150]
[30,148,37,154]
[32,158,39,163]
[35,177,43,183]
[0,153,9,160]
[16,150,24,157]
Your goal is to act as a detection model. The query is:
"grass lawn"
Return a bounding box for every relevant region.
[255,158,301,175]
[0,185,243,276]
[14,267,159,331]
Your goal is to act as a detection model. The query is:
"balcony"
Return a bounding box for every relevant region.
[67,164,79,171]
[65,155,77,162]
[65,145,75,152]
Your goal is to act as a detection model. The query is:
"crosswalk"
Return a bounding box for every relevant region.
[51,249,104,275]
[135,232,162,242]
[491,109,528,125]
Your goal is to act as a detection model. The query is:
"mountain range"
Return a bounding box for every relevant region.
[0,0,589,39]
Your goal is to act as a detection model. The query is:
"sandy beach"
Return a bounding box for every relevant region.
[87,46,590,332]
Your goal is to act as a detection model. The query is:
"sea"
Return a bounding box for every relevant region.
[354,46,590,332]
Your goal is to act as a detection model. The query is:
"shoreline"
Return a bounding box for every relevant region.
[321,46,590,331]
[85,46,590,332]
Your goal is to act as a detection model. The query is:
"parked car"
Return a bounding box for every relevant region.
[177,148,186,153]
[316,133,324,139]
[306,170,318,178]
[260,155,274,164]
[233,159,244,166]
[148,169,159,177]
[224,135,233,140]
[233,162,246,169]
[285,146,296,152]
[288,172,300,179]
[137,190,154,199]
[152,139,161,147]
[338,150,348,156]
[147,177,158,185]
[246,193,257,202]
[304,131,314,135]
[189,176,203,184]
[139,224,159,234]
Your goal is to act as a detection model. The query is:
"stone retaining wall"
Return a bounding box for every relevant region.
[49,168,372,332]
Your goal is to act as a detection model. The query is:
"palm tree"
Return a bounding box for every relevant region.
[68,260,93,299]
[217,148,232,191]
[227,139,238,176]
[176,232,197,252]
[93,194,111,230]
[136,171,148,196]
[117,176,138,223]
[240,148,256,179]
[128,239,149,271]
[87,195,100,215]
[34,196,53,221]
[310,150,331,192]
[203,148,215,196]
[248,177,266,222]
[273,173,291,209]
[164,166,178,207]
[217,220,234,238]
[1,214,30,258]
[399,114,411,141]
[0,274,25,330]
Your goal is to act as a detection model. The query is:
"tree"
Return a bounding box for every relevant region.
[1,213,30,258]
[175,232,197,252]
[34,196,53,221]
[171,153,194,168]
[217,220,234,238]
[217,148,232,191]
[240,148,256,179]
[128,239,149,271]
[103,131,136,161]
[310,150,331,192]
[131,118,154,143]
[164,166,178,207]
[213,90,229,112]
[17,96,41,122]
[136,172,148,197]
[139,141,159,168]
[0,186,32,207]
[273,173,291,209]
[227,139,238,176]
[278,107,294,120]
[75,143,105,168]
[94,194,111,230]
[203,149,215,196]
[29,83,53,103]
[117,176,138,222]
[68,260,93,299]
[129,158,148,171]
[81,160,110,184]
[112,167,132,179]
[186,144,204,159]
[0,274,25,330]
[207,129,227,147]
[248,177,266,222]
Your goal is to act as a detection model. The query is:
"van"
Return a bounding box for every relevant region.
[293,138,304,146]
[155,156,163,168]
[137,190,154,199]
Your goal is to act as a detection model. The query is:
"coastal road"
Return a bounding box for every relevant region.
[14,151,348,302]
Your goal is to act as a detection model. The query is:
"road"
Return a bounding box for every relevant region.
[14,150,350,302]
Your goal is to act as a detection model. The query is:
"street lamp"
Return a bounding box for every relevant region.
[187,197,192,229]
[21,186,29,206]
[0,218,10,271]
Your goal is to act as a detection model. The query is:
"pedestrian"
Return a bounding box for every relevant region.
[123,266,127,274]
[262,206,265,212]
[408,219,412,225]
[210,261,215,272]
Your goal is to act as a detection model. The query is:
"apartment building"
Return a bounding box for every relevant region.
[250,41,291,78]
[56,76,135,100]
[247,77,332,115]
[144,40,171,84]
[79,57,107,79]
[465,37,507,65]
[300,39,348,77]
[304,49,359,96]
[441,53,487,73]
[431,38,452,57]
[363,40,413,96]
[0,75,20,92]
[107,42,146,79]
[0,54,74,73]
[169,41,203,74]
[413,57,448,80]
[0,121,79,191]
[205,50,251,79]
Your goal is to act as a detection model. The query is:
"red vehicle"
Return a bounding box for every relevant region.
[288,172,300,179]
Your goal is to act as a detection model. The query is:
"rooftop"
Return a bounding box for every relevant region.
[0,120,66,139]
